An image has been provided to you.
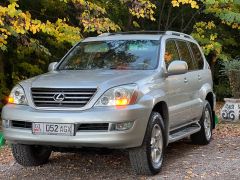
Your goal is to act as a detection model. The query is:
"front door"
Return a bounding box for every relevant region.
[164,39,194,129]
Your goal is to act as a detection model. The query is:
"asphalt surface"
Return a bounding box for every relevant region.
[0,133,239,180]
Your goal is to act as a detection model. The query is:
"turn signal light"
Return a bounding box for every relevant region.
[115,98,129,106]
[8,97,14,104]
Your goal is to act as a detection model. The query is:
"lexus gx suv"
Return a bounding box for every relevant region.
[2,31,216,175]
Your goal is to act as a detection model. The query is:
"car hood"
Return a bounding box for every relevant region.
[28,70,157,88]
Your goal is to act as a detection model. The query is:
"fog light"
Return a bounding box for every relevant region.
[114,121,134,131]
[2,120,10,128]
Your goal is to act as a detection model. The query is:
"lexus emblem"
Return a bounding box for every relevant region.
[53,93,65,102]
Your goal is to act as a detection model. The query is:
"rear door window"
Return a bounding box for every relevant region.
[190,43,204,69]
[176,40,195,71]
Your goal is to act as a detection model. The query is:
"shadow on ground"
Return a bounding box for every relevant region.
[1,136,240,179]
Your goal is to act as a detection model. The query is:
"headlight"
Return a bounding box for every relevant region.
[95,84,138,106]
[8,85,28,105]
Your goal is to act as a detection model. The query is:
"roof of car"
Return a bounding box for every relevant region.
[83,31,194,42]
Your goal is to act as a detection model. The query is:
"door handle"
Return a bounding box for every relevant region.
[198,75,202,80]
[184,77,188,83]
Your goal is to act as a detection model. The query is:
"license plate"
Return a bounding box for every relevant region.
[32,123,74,136]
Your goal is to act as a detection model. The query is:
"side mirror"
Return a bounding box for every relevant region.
[167,60,188,75]
[48,62,58,72]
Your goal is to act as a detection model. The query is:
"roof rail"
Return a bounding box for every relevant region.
[98,31,194,39]
[98,31,165,37]
[98,33,112,37]
[164,31,193,39]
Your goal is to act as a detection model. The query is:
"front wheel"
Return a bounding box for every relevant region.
[191,101,213,145]
[12,144,52,166]
[129,112,165,175]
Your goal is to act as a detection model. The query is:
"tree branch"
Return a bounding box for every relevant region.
[165,4,172,30]
[158,0,166,30]
[182,6,204,32]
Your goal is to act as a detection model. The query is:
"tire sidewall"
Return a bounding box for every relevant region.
[201,102,213,142]
[12,144,52,166]
[145,112,166,174]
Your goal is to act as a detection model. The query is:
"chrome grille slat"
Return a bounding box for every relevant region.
[34,100,88,103]
[64,96,91,99]
[32,92,95,95]
[31,88,97,108]
[33,96,91,99]
[33,96,54,99]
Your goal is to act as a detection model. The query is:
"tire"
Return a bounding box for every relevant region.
[191,101,213,145]
[12,144,52,166]
[129,112,165,175]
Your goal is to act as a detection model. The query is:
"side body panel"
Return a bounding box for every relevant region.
[159,35,214,133]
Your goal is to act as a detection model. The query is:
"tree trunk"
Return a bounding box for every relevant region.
[158,0,166,30]
[0,52,4,75]
[125,15,133,31]
[207,52,217,78]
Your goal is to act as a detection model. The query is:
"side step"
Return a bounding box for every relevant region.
[168,123,201,143]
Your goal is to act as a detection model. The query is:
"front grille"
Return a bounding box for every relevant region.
[31,88,97,108]
[77,123,109,131]
[12,121,32,129]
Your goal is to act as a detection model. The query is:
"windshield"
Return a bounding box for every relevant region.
[58,40,160,70]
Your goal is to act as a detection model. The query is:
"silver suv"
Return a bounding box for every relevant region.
[2,31,216,175]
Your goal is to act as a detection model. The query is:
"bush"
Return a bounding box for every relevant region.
[214,83,231,101]
[0,73,9,110]
[222,58,240,99]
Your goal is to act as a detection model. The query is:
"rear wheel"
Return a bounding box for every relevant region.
[191,101,213,145]
[129,112,165,175]
[12,144,52,166]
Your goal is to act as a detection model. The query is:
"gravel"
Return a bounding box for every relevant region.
[0,124,240,180]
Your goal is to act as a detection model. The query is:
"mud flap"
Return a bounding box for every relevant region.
[213,111,218,129]
[0,132,5,148]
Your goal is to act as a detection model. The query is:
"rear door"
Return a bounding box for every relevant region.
[189,42,206,119]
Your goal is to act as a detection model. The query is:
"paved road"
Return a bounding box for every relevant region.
[0,135,239,180]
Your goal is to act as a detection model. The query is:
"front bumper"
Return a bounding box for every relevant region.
[1,104,152,149]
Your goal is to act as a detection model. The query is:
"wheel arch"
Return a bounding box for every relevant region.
[205,91,216,129]
[206,92,214,111]
[199,83,216,126]
[152,101,169,146]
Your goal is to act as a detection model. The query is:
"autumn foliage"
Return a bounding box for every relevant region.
[0,0,240,107]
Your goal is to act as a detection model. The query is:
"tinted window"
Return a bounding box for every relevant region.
[58,40,159,70]
[190,43,204,69]
[176,41,195,71]
[165,40,180,67]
